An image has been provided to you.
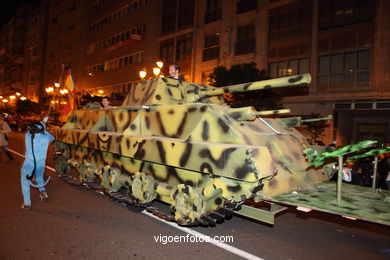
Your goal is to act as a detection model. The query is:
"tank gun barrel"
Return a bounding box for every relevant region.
[280,115,332,128]
[228,108,291,121]
[253,109,291,116]
[301,116,332,123]
[198,73,311,100]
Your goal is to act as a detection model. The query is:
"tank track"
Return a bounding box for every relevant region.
[60,174,240,227]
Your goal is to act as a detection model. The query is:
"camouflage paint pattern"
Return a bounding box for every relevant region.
[347,147,390,162]
[304,140,377,167]
[270,181,390,226]
[54,74,332,225]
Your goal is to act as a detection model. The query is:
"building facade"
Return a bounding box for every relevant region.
[0,0,389,145]
[0,6,31,99]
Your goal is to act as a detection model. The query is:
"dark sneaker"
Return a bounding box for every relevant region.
[39,191,49,201]
[21,205,31,210]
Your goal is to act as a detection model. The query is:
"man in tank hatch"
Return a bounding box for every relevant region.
[101,96,112,109]
[168,62,184,81]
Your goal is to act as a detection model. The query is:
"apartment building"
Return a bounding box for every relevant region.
[155,0,390,145]
[24,4,47,103]
[80,0,162,95]
[1,0,389,144]
[0,6,31,97]
[42,0,88,98]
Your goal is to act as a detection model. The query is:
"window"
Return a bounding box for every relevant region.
[89,1,145,32]
[317,49,370,86]
[235,24,255,55]
[176,33,192,61]
[236,0,257,14]
[161,0,194,34]
[202,33,220,61]
[161,0,177,34]
[319,0,375,30]
[269,3,312,40]
[87,24,145,54]
[178,0,194,29]
[129,0,145,11]
[160,39,174,63]
[269,58,308,78]
[90,0,111,11]
[356,124,387,143]
[204,0,221,24]
[103,51,143,71]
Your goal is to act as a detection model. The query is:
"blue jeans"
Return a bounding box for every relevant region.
[21,159,46,206]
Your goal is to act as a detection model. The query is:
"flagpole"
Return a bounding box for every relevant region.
[46,64,65,118]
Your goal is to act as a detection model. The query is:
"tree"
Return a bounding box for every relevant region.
[208,63,283,110]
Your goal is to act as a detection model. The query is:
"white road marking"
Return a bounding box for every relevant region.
[8,149,24,158]
[9,148,264,260]
[142,211,264,260]
[8,149,56,172]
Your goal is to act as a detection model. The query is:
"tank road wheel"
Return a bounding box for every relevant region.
[55,156,70,177]
[54,142,70,177]
[103,166,132,192]
[79,160,98,182]
[131,172,157,203]
[170,184,225,226]
[170,185,206,226]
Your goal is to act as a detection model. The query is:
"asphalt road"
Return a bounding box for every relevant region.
[0,132,389,260]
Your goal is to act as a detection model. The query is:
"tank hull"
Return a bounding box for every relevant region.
[54,102,330,225]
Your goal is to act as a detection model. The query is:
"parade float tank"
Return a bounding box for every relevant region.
[53,74,390,226]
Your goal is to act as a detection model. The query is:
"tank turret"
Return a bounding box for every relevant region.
[121,73,311,106]
[54,73,333,226]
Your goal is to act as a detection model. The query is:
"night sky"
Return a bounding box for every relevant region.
[0,0,40,27]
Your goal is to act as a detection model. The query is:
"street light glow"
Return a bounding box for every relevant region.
[16,92,21,96]
[139,69,147,79]
[54,83,60,88]
[10,95,16,100]
[153,67,161,77]
[156,61,163,68]
[2,99,8,103]
[98,90,104,95]
[20,96,27,100]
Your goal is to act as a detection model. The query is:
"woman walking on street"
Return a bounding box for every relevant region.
[0,114,14,162]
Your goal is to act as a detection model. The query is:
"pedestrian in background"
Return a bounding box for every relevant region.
[377,153,389,190]
[0,114,14,162]
[353,158,372,186]
[342,161,354,183]
[21,118,54,209]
